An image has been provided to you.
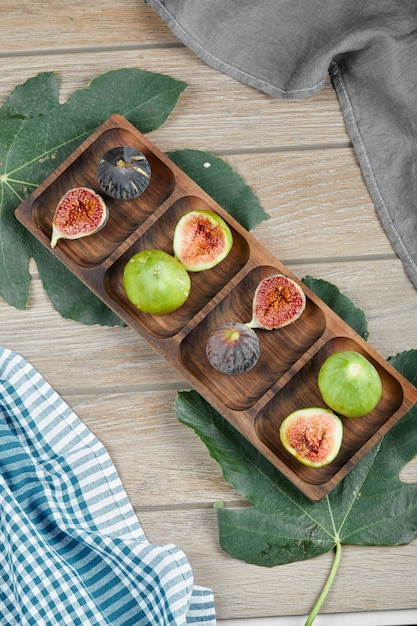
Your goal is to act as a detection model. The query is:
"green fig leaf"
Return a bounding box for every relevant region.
[167,149,269,231]
[176,280,417,568]
[0,69,187,323]
[302,275,369,340]
[176,348,417,567]
[0,71,269,324]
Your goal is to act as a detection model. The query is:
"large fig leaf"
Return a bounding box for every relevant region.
[302,275,369,340]
[176,351,417,567]
[168,149,269,231]
[0,71,269,325]
[0,69,186,323]
[175,279,417,568]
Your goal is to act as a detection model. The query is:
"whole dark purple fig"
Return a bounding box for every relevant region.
[97,146,151,200]
[206,322,260,375]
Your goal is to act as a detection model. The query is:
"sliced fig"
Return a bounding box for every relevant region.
[97,146,151,200]
[280,407,343,467]
[173,209,233,272]
[50,187,108,248]
[206,322,260,375]
[247,274,306,330]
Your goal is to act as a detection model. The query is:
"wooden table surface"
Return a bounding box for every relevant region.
[2,1,417,622]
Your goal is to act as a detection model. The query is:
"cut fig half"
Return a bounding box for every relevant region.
[280,407,343,467]
[50,187,108,248]
[206,322,260,375]
[173,209,233,272]
[247,274,306,330]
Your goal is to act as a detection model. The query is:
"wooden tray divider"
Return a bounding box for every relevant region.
[15,114,417,501]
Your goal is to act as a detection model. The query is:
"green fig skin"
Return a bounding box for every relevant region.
[123,249,191,315]
[318,350,382,418]
[173,209,233,272]
[280,407,343,467]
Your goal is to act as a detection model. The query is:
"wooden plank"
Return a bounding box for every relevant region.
[0,50,349,149]
[226,148,394,259]
[0,1,175,50]
[138,508,417,620]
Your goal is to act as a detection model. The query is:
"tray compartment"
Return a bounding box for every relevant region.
[31,126,175,267]
[180,266,326,410]
[104,195,250,338]
[254,336,404,485]
[15,114,417,501]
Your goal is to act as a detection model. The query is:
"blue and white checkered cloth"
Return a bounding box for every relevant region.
[0,347,216,625]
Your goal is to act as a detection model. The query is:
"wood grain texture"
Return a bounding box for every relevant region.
[2,0,417,619]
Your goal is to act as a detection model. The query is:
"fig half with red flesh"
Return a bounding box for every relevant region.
[173,209,233,272]
[280,407,343,467]
[247,274,306,330]
[50,187,108,248]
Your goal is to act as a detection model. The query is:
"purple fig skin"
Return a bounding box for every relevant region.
[247,274,306,330]
[206,322,260,375]
[97,146,151,200]
[280,407,343,467]
[173,209,233,272]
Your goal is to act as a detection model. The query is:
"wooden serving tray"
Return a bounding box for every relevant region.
[15,114,417,501]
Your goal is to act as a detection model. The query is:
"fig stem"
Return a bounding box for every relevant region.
[304,539,342,626]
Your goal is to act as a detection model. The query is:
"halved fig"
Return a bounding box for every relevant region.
[173,209,233,272]
[247,274,306,330]
[280,407,343,467]
[206,322,260,375]
[50,187,108,248]
[97,146,151,200]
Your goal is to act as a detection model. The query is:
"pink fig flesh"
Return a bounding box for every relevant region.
[51,187,108,248]
[280,407,343,467]
[247,274,306,330]
[173,209,233,272]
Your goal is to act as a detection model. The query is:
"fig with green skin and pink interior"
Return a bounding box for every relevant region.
[173,209,233,272]
[279,407,344,467]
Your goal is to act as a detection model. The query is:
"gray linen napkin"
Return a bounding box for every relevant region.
[146,0,417,288]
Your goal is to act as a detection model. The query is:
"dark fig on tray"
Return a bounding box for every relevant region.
[173,209,233,272]
[318,350,382,418]
[280,407,343,467]
[97,146,151,200]
[247,274,306,330]
[206,322,260,375]
[50,187,108,248]
[123,249,191,315]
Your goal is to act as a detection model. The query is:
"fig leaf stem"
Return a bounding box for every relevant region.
[304,539,342,626]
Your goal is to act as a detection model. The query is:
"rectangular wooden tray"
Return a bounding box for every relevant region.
[15,114,417,501]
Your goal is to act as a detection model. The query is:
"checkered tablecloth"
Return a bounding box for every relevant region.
[0,347,216,625]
